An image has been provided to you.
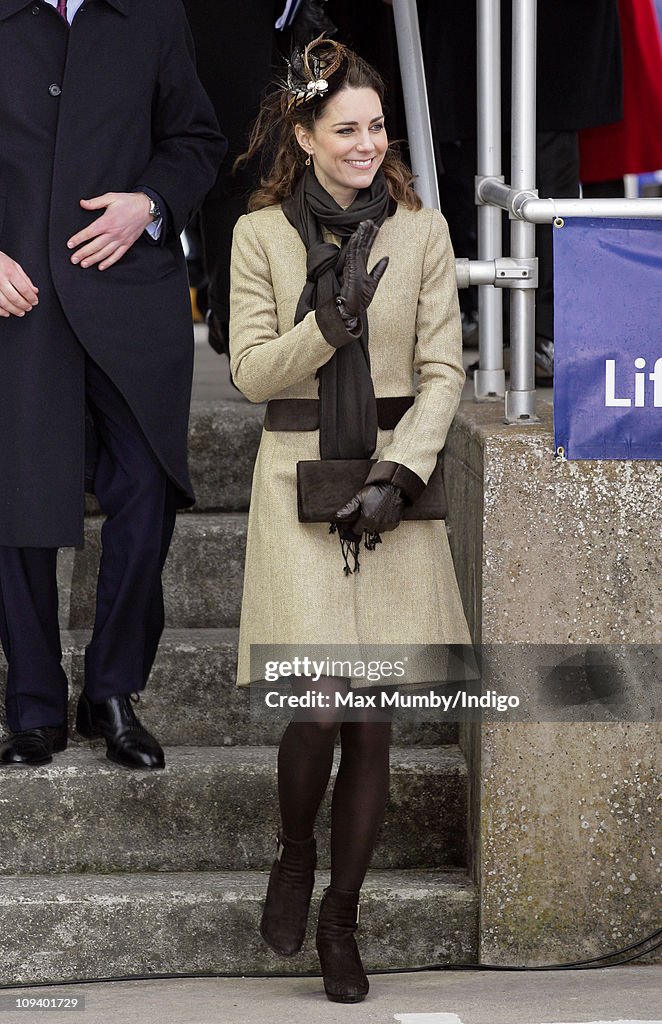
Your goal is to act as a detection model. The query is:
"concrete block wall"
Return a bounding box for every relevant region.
[444,400,661,965]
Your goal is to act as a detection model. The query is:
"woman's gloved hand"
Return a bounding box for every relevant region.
[336,220,389,330]
[334,482,406,536]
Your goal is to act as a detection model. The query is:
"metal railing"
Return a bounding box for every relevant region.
[393,0,662,421]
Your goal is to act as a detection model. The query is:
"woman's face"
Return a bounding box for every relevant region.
[296,87,388,207]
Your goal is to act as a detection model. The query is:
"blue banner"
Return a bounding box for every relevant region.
[553,217,662,459]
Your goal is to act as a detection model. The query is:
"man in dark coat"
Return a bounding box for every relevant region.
[0,0,225,768]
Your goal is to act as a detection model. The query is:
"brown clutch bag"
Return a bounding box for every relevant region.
[296,456,447,523]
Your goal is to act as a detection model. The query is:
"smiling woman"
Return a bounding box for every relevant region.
[294,89,389,208]
[229,36,469,1006]
[237,36,420,215]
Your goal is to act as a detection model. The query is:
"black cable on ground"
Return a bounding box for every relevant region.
[381,928,662,974]
[0,926,659,990]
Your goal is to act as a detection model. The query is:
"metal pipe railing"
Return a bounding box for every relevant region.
[392,0,440,210]
[477,180,662,222]
[393,0,662,420]
[505,0,538,422]
[475,0,506,400]
[456,257,536,289]
[517,195,662,223]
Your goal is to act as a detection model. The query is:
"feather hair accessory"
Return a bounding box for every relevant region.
[286,35,344,111]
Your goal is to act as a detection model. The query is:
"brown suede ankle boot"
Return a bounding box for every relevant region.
[259,832,316,956]
[315,886,369,1003]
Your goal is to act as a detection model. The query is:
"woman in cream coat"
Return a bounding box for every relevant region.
[229,37,470,1004]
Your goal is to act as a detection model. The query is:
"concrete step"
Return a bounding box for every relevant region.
[84,395,266,516]
[59,514,247,630]
[0,746,468,875]
[0,869,478,985]
[84,400,264,517]
[188,401,263,512]
[0,629,458,747]
[72,627,273,748]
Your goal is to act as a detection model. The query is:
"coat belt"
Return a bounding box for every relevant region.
[264,397,415,432]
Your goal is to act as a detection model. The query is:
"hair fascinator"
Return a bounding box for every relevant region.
[286,35,344,111]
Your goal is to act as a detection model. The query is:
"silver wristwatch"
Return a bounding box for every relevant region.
[147,197,161,221]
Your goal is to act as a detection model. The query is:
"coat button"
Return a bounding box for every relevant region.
[31,4,40,12]
[49,84,62,97]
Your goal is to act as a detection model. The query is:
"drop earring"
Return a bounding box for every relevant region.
[305,154,312,167]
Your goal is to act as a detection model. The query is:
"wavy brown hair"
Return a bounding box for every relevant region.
[236,37,422,212]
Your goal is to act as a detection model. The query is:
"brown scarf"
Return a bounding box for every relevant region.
[282,168,395,573]
[282,166,393,462]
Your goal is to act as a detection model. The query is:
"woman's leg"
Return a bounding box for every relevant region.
[317,694,393,1003]
[260,676,348,956]
[330,716,392,891]
[277,676,348,840]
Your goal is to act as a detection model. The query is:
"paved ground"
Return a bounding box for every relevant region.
[191,325,243,404]
[0,965,660,1024]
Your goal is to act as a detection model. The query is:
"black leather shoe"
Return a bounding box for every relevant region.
[75,693,165,770]
[0,726,68,767]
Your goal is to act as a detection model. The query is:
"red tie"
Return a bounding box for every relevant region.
[57,0,67,19]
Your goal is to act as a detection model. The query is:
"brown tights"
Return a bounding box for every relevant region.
[277,677,391,893]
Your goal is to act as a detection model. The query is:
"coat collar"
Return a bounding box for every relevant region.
[0,1,40,19]
[0,0,130,20]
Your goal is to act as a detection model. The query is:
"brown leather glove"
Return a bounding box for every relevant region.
[336,220,389,330]
[334,482,406,537]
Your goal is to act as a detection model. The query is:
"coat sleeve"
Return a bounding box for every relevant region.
[366,208,465,500]
[134,1,227,236]
[229,213,358,404]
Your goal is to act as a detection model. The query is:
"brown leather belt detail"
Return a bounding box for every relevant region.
[264,396,415,432]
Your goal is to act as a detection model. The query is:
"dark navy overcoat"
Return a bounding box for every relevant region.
[0,0,225,546]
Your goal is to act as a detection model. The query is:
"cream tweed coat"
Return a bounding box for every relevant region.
[229,202,471,687]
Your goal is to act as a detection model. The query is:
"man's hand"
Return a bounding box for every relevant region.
[0,251,39,318]
[67,192,153,271]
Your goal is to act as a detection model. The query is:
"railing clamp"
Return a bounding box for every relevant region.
[493,257,538,288]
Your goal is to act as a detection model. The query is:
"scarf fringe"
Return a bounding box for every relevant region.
[364,531,382,551]
[329,524,382,575]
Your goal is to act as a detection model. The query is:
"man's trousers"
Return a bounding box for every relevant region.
[0,355,178,732]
